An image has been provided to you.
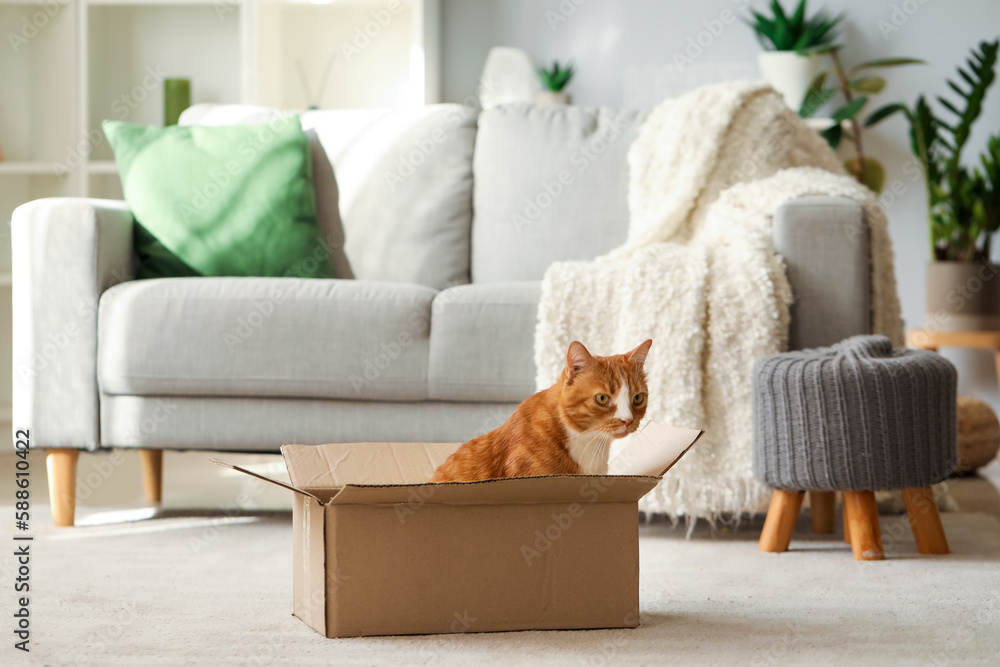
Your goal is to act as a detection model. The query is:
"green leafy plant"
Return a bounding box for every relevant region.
[799,50,924,193]
[747,0,844,53]
[536,61,574,92]
[876,40,999,261]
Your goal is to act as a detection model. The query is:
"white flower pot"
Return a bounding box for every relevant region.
[757,51,822,111]
[536,90,571,105]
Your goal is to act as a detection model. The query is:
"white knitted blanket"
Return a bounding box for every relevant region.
[534,81,904,521]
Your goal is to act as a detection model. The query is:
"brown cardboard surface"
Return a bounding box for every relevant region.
[324,500,639,636]
[217,422,703,638]
[292,495,327,635]
[281,442,460,488]
[327,475,659,506]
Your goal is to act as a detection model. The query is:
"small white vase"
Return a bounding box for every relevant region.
[536,90,571,105]
[480,47,541,109]
[757,51,822,111]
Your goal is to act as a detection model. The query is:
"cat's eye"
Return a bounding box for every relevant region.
[632,393,645,406]
[595,394,610,406]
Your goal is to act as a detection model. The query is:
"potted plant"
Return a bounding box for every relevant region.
[879,40,1000,331]
[748,0,843,110]
[536,61,574,105]
[798,50,924,193]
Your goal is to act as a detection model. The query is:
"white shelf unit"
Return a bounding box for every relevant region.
[0,0,440,429]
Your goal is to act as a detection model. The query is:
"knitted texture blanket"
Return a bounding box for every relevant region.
[534,81,904,521]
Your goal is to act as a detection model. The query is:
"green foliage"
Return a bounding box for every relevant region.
[831,96,868,122]
[799,52,923,129]
[536,61,574,92]
[894,40,1000,262]
[844,157,886,194]
[798,48,924,195]
[747,0,844,53]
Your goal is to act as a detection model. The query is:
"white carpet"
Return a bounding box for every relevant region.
[7,504,1000,666]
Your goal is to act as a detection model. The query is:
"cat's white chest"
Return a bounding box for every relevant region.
[565,430,612,475]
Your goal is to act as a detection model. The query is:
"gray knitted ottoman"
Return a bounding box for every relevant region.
[752,335,957,560]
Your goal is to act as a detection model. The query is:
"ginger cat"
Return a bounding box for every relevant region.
[430,340,652,482]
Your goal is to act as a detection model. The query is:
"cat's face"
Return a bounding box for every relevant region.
[559,340,652,438]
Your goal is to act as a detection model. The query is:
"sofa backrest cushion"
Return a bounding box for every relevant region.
[181,103,479,289]
[471,104,649,282]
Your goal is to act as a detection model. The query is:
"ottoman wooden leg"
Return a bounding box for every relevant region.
[843,491,884,561]
[842,494,852,543]
[810,491,836,534]
[759,490,804,553]
[902,486,949,555]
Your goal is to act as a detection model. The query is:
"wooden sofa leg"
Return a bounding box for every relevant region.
[759,490,804,553]
[46,449,80,527]
[902,486,949,555]
[843,491,884,561]
[139,449,163,504]
[810,491,836,534]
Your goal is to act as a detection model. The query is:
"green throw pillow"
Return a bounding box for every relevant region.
[104,117,334,280]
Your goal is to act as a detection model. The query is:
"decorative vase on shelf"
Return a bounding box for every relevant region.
[536,90,571,105]
[164,78,191,127]
[479,47,540,109]
[926,261,1000,332]
[757,51,822,110]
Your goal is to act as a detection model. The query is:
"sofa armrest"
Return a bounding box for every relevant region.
[13,198,137,450]
[773,196,870,351]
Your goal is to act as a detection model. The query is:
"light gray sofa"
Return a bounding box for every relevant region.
[13,103,871,526]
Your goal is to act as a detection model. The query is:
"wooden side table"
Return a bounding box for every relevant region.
[907,330,1000,394]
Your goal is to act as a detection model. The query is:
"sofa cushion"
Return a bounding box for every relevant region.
[181,103,478,289]
[98,278,436,401]
[428,282,541,402]
[180,105,354,280]
[104,118,334,281]
[471,104,648,282]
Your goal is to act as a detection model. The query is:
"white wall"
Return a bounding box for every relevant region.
[441,0,1000,411]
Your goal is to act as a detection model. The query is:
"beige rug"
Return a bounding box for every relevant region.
[7,503,1000,666]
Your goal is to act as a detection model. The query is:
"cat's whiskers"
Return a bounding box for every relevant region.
[571,427,608,475]
[584,429,612,475]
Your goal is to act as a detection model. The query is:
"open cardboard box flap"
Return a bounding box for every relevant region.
[214,422,702,505]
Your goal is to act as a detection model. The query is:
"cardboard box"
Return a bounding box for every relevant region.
[214,422,702,638]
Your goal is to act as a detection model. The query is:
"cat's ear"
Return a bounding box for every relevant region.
[628,339,653,366]
[566,341,595,379]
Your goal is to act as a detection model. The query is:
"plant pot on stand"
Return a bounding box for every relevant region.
[926,261,1000,332]
[758,51,823,110]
